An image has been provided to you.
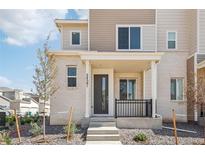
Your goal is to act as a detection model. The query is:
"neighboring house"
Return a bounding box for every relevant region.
[49,9,205,128]
[0,87,39,115]
[0,95,11,111]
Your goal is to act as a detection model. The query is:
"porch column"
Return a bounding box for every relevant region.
[85,60,91,118]
[151,61,157,118]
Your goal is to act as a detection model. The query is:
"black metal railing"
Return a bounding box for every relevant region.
[115,99,152,118]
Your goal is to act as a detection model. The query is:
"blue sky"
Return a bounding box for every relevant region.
[0,9,88,92]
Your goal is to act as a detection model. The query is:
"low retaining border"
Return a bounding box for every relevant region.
[116,117,162,129]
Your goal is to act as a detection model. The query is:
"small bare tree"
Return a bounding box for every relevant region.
[187,71,205,144]
[33,35,57,140]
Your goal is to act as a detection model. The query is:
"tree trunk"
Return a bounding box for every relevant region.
[43,100,46,140]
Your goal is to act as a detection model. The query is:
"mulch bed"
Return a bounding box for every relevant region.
[119,122,205,145]
[10,125,86,145]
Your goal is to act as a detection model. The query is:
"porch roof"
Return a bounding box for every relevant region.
[49,51,164,61]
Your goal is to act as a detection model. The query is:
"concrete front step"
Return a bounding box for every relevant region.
[87,127,119,134]
[90,117,116,122]
[89,121,116,127]
[87,134,120,141]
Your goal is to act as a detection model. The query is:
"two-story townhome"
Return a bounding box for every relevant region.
[49,9,205,128]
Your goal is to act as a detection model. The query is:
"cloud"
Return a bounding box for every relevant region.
[0,75,12,86]
[74,9,88,19]
[0,9,67,46]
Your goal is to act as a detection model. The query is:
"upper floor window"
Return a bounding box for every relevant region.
[67,66,77,87]
[167,31,177,49]
[71,31,81,45]
[117,26,141,50]
[170,78,184,101]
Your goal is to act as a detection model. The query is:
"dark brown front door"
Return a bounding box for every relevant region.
[94,75,109,114]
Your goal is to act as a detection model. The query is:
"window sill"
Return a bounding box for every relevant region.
[67,87,78,90]
[170,100,186,103]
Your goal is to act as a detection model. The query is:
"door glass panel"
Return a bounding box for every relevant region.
[118,27,129,49]
[130,27,141,49]
[101,77,106,112]
[120,80,127,99]
[128,80,136,99]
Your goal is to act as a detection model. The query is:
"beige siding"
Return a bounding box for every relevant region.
[199,10,205,53]
[157,52,188,122]
[62,25,88,50]
[50,56,86,125]
[157,9,190,52]
[142,26,156,51]
[114,73,143,100]
[90,9,155,51]
[188,10,197,53]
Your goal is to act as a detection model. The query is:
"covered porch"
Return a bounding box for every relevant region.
[81,51,163,121]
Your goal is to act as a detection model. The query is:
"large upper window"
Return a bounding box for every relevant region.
[67,66,77,87]
[117,26,141,50]
[71,31,80,45]
[167,32,177,49]
[170,78,184,101]
[120,79,136,99]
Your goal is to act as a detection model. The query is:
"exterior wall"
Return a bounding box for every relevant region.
[90,9,156,51]
[50,56,86,125]
[188,10,197,54]
[114,72,143,99]
[157,52,188,122]
[62,24,88,50]
[157,9,190,52]
[199,10,205,53]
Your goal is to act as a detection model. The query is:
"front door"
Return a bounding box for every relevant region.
[94,75,109,114]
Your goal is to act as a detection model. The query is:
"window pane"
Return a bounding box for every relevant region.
[171,79,176,100]
[120,80,127,99]
[168,41,176,49]
[177,79,183,100]
[118,28,129,49]
[72,32,80,45]
[128,80,136,99]
[68,67,76,76]
[68,78,76,87]
[130,27,141,49]
[168,32,176,40]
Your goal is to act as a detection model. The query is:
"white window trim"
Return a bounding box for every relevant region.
[70,30,81,46]
[170,77,184,101]
[166,31,177,50]
[119,78,137,99]
[67,65,77,88]
[116,24,143,51]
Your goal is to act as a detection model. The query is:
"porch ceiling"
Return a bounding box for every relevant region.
[90,60,151,72]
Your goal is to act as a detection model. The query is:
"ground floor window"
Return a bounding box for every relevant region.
[67,66,77,87]
[120,79,136,99]
[170,78,184,101]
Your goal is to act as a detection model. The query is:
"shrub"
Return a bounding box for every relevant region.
[0,131,12,145]
[29,122,42,137]
[133,133,148,142]
[63,123,78,136]
[5,115,15,126]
